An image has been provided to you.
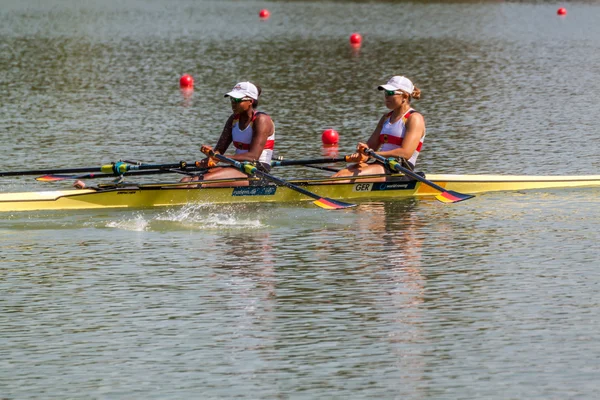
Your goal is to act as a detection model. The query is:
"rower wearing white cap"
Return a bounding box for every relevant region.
[183,81,276,187]
[333,75,425,181]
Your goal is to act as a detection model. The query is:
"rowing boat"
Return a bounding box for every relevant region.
[1,173,599,212]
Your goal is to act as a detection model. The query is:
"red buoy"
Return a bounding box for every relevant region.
[259,9,270,19]
[557,7,567,16]
[321,129,339,145]
[179,74,194,88]
[349,33,362,45]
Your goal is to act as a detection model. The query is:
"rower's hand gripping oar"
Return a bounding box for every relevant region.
[201,149,356,210]
[364,149,474,203]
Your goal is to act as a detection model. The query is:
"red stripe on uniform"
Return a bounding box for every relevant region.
[233,140,275,151]
[233,141,250,150]
[379,135,403,146]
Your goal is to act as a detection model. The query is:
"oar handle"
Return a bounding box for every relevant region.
[201,148,257,175]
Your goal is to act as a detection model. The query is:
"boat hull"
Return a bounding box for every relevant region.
[1,174,599,212]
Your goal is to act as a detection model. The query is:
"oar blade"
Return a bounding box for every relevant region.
[36,174,74,182]
[312,197,356,210]
[435,190,474,203]
[364,150,475,204]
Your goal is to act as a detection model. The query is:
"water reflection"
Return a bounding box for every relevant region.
[357,201,428,386]
[214,231,277,307]
[218,231,275,274]
[320,144,339,159]
[255,201,431,389]
[349,42,361,57]
[179,88,194,107]
[357,200,426,308]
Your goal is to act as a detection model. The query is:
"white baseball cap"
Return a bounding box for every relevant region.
[224,81,259,100]
[378,76,414,94]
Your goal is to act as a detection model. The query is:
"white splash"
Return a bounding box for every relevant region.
[106,213,149,231]
[155,204,264,229]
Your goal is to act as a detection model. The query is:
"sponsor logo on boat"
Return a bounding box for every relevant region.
[372,181,417,191]
[232,186,277,196]
[117,191,137,195]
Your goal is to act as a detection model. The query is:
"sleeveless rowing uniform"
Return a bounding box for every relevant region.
[231,111,275,170]
[379,108,425,169]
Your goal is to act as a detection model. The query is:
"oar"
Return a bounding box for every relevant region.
[270,157,348,167]
[365,150,474,203]
[202,150,356,210]
[35,167,207,182]
[303,165,340,173]
[0,161,194,178]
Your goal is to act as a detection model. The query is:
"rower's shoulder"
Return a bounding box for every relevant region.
[407,110,425,124]
[254,111,272,120]
[253,111,274,126]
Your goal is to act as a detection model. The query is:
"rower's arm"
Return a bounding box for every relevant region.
[365,115,386,150]
[376,113,425,159]
[213,116,234,155]
[230,114,274,162]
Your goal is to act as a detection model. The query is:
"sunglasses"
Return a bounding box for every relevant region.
[230,97,253,103]
[384,90,405,97]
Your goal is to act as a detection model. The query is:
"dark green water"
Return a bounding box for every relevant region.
[1,1,600,398]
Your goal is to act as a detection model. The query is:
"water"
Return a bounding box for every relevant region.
[1,1,600,398]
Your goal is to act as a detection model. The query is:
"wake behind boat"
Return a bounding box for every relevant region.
[1,172,599,213]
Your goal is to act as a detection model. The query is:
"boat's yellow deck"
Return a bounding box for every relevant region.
[1,174,599,212]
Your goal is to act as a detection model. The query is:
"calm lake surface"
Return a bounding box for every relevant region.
[1,0,600,398]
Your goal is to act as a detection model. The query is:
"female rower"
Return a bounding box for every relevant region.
[332,75,425,181]
[183,81,275,187]
[73,82,275,190]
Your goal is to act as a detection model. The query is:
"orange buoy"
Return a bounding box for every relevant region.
[557,7,567,16]
[179,74,194,88]
[349,33,362,45]
[259,9,270,19]
[321,129,339,145]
